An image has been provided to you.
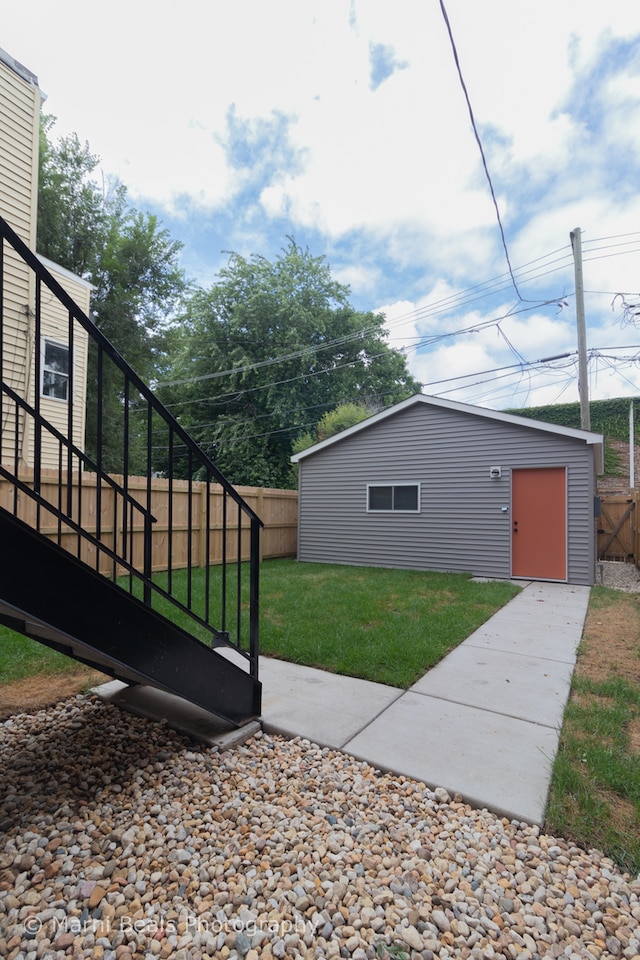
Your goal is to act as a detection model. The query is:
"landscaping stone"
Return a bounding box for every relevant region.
[0,695,638,959]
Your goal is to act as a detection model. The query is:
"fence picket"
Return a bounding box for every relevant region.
[0,470,298,574]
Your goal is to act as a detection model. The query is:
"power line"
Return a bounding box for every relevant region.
[149,232,640,419]
[150,345,640,448]
[584,230,640,244]
[158,238,640,394]
[168,357,576,440]
[438,0,526,302]
[160,291,570,408]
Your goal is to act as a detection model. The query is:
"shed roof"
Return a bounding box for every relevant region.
[291,393,605,473]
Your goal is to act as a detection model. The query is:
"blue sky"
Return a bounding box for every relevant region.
[4,1,640,411]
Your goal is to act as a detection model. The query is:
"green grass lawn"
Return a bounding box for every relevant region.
[0,558,520,689]
[255,559,519,687]
[140,558,520,687]
[545,586,640,875]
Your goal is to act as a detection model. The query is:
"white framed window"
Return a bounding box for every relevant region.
[367,483,420,513]
[41,338,70,401]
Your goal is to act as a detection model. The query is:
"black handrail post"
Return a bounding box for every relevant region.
[187,449,193,610]
[236,500,242,647]
[0,236,4,457]
[12,419,19,511]
[143,510,153,606]
[57,443,63,545]
[249,517,260,680]
[77,462,83,559]
[221,489,228,633]
[122,377,130,568]
[95,344,104,570]
[144,398,154,605]
[128,500,135,593]
[33,277,42,509]
[167,427,174,593]
[66,307,74,519]
[204,473,211,624]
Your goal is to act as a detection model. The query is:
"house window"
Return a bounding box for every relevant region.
[367,484,420,512]
[41,339,70,401]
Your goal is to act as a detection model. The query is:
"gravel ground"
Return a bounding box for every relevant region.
[1,696,639,960]
[598,561,640,592]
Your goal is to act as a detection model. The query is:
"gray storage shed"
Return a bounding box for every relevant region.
[291,394,604,585]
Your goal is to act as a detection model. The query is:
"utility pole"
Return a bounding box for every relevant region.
[630,401,635,491]
[570,227,590,431]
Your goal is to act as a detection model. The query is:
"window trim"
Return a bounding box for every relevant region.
[366,482,421,513]
[41,337,71,402]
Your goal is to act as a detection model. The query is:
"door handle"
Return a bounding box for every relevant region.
[513,520,518,534]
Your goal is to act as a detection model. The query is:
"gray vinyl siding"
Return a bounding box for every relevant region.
[297,403,597,585]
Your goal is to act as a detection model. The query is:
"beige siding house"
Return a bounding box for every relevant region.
[0,47,90,469]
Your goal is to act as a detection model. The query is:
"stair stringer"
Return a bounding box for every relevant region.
[0,510,261,727]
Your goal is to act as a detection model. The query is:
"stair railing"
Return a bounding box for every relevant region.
[0,214,262,679]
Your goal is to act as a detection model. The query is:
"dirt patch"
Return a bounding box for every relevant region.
[599,788,638,835]
[263,609,285,627]
[629,718,640,755]
[0,669,108,721]
[582,591,640,684]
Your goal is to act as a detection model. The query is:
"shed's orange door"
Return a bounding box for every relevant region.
[512,467,567,580]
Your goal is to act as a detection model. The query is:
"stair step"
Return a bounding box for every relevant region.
[93,680,262,747]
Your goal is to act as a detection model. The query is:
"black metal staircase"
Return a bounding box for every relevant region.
[0,214,262,727]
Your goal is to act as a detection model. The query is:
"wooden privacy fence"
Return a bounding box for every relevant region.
[597,494,640,565]
[0,470,298,576]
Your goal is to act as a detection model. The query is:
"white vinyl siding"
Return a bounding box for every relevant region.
[0,46,91,469]
[0,52,40,248]
[0,52,41,466]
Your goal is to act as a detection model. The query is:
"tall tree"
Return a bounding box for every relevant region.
[37,116,109,275]
[37,117,187,472]
[293,401,374,455]
[160,240,421,486]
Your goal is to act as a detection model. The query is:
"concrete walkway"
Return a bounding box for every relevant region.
[97,580,590,826]
[258,580,590,825]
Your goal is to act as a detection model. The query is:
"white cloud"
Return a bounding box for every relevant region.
[7,0,639,244]
[4,0,640,410]
[333,263,380,296]
[376,298,422,354]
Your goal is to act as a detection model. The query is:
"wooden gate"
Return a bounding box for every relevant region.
[597,495,638,563]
